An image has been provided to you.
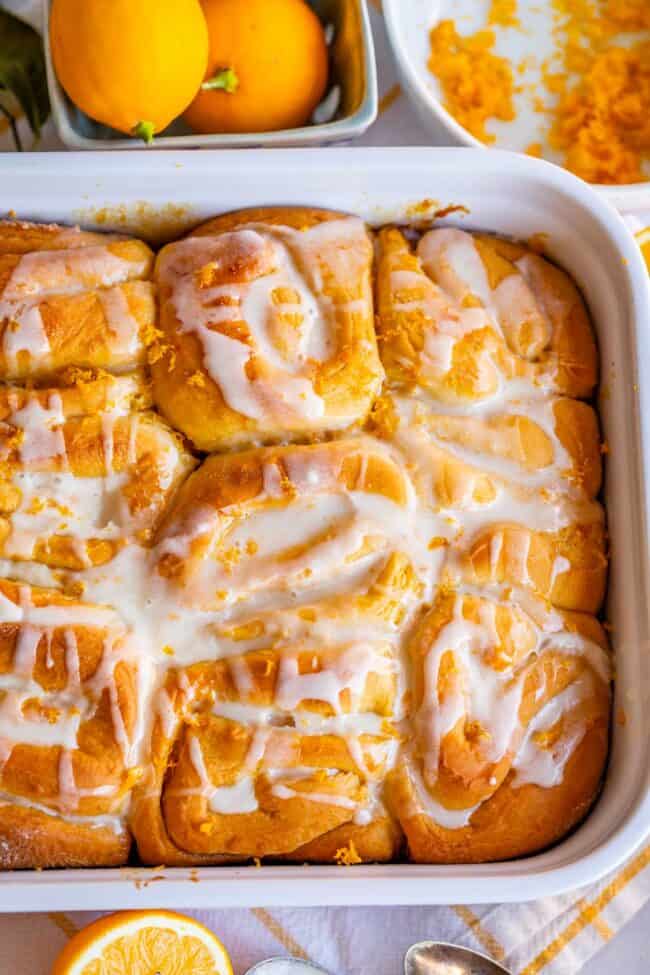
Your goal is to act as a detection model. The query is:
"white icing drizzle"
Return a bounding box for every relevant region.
[157,217,373,427]
[386,226,589,410]
[274,643,395,714]
[0,577,151,824]
[0,409,189,565]
[7,393,68,467]
[0,792,126,835]
[512,676,593,788]
[0,245,150,372]
[187,732,261,815]
[269,782,357,809]
[410,588,610,819]
[98,285,142,356]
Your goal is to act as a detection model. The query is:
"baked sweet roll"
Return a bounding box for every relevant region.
[0,220,156,380]
[367,404,606,616]
[379,408,606,613]
[0,579,149,867]
[153,436,429,614]
[375,226,597,402]
[387,589,611,862]
[372,227,606,614]
[152,208,384,451]
[372,392,602,498]
[0,396,195,569]
[130,437,431,864]
[149,435,424,620]
[132,651,402,864]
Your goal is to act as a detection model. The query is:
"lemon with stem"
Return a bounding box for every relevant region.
[185,0,328,134]
[50,0,209,143]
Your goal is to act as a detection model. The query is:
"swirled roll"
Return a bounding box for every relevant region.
[0,222,156,380]
[152,208,384,451]
[387,590,610,862]
[0,579,148,867]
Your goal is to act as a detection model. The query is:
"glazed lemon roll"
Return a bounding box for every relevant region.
[374,394,602,498]
[376,226,598,402]
[378,405,607,613]
[0,401,195,568]
[152,208,384,451]
[153,437,428,613]
[387,590,611,862]
[131,555,416,865]
[0,220,156,380]
[132,664,402,865]
[0,579,148,867]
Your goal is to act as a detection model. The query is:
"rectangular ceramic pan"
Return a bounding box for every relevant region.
[0,148,649,910]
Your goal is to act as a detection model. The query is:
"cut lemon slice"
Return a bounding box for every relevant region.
[635,227,650,274]
[51,910,233,975]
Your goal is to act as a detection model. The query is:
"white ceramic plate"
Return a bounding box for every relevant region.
[383,0,650,209]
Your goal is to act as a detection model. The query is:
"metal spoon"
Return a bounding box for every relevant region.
[405,940,512,975]
[242,940,512,975]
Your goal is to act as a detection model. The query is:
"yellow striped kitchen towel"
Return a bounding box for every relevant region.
[5,840,650,975]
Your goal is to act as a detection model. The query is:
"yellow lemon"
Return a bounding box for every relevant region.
[50,0,209,141]
[184,0,328,134]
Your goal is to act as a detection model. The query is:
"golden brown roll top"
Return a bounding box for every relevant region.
[0,223,155,380]
[375,226,598,402]
[153,436,426,614]
[0,579,147,867]
[371,392,602,499]
[387,589,611,862]
[131,567,410,865]
[456,518,607,614]
[420,444,605,613]
[0,219,128,256]
[135,716,401,865]
[366,402,606,613]
[0,403,196,569]
[152,207,384,451]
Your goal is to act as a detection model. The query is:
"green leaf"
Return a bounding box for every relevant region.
[0,9,50,149]
[201,67,239,94]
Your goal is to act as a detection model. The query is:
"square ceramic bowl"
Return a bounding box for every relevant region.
[383,0,650,210]
[44,0,378,149]
[0,148,649,909]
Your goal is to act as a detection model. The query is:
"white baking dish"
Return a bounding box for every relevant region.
[0,147,648,910]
